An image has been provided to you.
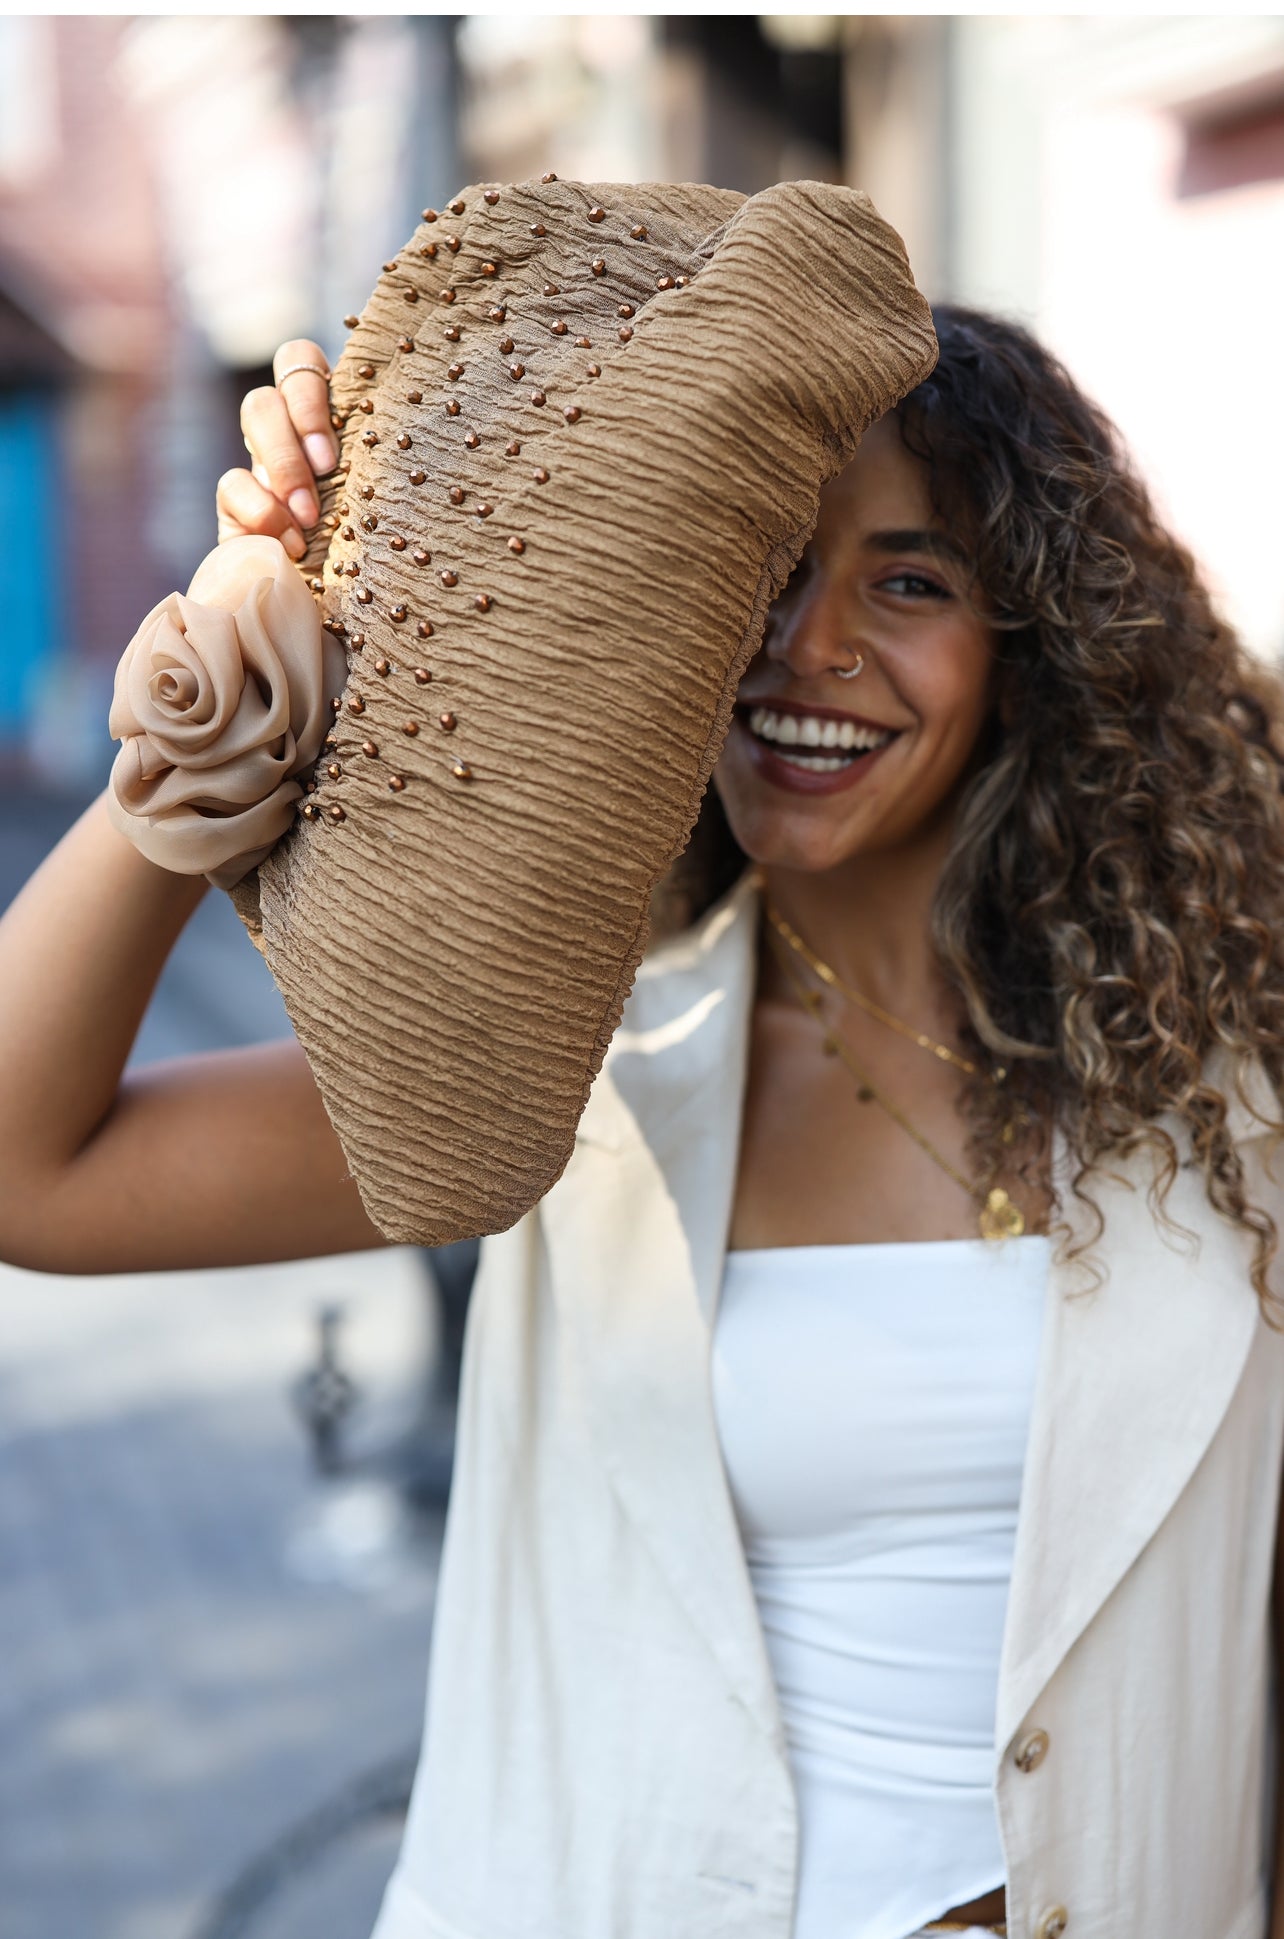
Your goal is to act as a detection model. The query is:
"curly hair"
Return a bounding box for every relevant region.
[662,303,1284,1305]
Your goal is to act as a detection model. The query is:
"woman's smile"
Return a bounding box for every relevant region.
[731,698,903,795]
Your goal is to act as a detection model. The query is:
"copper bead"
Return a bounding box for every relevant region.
[444,323,461,341]
[403,720,419,737]
[481,261,498,277]
[452,762,473,781]
[588,206,606,223]
[618,303,634,318]
[508,536,525,554]
[360,485,375,500]
[327,761,342,779]
[506,439,521,456]
[564,405,582,423]
[358,362,375,378]
[474,592,492,611]
[328,804,346,823]
[409,469,427,484]
[446,400,461,416]
[591,258,606,276]
[484,189,500,206]
[414,664,432,680]
[398,337,415,352]
[390,604,408,623]
[303,802,321,821]
[543,283,559,297]
[575,336,592,349]
[361,739,379,757]
[390,535,407,550]
[421,242,438,259]
[551,320,567,336]
[542,171,558,183]
[356,588,373,604]
[630,224,647,240]
[586,364,600,378]
[464,430,480,448]
[509,362,525,380]
[439,711,457,731]
[407,389,423,404]
[533,466,550,483]
[348,695,366,714]
[489,305,506,323]
[388,774,406,792]
[422,208,438,222]
[530,389,546,407]
[530,223,546,238]
[359,398,374,413]
[447,362,464,380]
[445,235,461,253]
[361,430,379,447]
[404,288,419,303]
[344,313,359,328]
[448,198,464,215]
[440,569,459,586]
[657,275,675,290]
[449,487,465,505]
[361,513,378,530]
[618,326,633,342]
[374,658,391,676]
[413,549,431,566]
[440,288,456,305]
[476,501,493,517]
[499,336,515,355]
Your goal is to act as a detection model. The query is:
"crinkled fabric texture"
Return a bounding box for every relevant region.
[228,177,938,1243]
[108,536,345,890]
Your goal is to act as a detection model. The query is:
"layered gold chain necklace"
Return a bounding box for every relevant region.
[764,901,1025,1242]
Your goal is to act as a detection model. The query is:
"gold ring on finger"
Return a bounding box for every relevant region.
[275,361,331,387]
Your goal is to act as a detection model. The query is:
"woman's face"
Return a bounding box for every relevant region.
[714,411,998,874]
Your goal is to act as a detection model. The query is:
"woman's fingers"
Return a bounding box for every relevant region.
[271,340,337,478]
[240,384,325,530]
[216,467,307,558]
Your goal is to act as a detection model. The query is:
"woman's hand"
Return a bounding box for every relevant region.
[216,339,338,560]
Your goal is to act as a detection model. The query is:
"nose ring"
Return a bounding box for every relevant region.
[834,651,865,681]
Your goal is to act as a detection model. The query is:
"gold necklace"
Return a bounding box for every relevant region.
[764,900,1003,1082]
[765,922,1025,1242]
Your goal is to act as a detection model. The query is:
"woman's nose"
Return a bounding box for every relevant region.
[765,577,861,680]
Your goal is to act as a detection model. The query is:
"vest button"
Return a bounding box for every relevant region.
[1014,1727,1050,1773]
[1034,1908,1069,1938]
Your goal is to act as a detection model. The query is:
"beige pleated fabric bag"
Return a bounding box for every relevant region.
[222,176,936,1243]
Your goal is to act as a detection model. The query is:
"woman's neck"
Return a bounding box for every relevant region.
[758,818,957,1029]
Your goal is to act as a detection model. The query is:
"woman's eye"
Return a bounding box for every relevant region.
[878,571,951,600]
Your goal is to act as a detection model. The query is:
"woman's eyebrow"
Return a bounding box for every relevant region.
[866,527,968,564]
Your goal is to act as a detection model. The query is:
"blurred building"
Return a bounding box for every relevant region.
[1,14,1281,788]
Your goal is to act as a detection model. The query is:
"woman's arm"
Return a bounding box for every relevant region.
[0,792,384,1273]
[0,343,384,1275]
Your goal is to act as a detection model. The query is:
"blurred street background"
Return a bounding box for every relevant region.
[1,13,1283,1939]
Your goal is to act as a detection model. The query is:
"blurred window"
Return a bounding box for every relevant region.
[1179,87,1284,197]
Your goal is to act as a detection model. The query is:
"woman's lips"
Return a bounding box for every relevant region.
[730,708,900,797]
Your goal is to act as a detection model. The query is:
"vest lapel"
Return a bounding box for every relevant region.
[541,876,781,1733]
[996,1113,1267,1748]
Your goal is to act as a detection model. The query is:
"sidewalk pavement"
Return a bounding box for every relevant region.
[1,1246,445,1939]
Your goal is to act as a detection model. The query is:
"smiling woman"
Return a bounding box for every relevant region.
[5,257,1284,1939]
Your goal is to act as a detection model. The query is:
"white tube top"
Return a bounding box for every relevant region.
[711,1236,1051,1939]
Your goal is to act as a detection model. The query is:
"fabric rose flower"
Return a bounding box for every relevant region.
[107,536,346,889]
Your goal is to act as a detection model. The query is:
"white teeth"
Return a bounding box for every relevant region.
[773,751,851,773]
[745,707,893,758]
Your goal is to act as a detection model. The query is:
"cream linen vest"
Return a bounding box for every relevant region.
[370,872,1284,1939]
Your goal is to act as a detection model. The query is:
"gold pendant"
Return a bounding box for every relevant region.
[978,1186,1025,1241]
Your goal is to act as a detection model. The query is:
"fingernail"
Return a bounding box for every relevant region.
[304,432,337,475]
[289,488,318,527]
[282,527,306,560]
